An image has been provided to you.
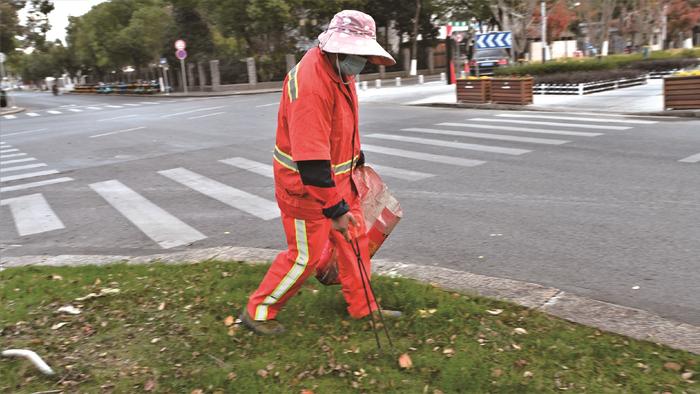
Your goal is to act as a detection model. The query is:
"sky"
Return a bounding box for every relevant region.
[19,0,108,45]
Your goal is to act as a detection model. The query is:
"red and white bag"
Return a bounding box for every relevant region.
[315,166,403,285]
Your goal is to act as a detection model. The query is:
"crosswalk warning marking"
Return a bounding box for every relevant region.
[469,118,631,131]
[89,179,206,249]
[368,164,435,181]
[1,193,65,236]
[362,144,486,167]
[403,127,569,145]
[158,168,280,221]
[1,157,37,165]
[438,123,603,137]
[1,169,60,183]
[366,133,531,155]
[0,163,47,173]
[220,157,273,178]
[0,177,74,193]
[496,113,656,125]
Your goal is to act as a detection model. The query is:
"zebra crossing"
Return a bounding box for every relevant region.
[0,143,74,193]
[4,111,691,251]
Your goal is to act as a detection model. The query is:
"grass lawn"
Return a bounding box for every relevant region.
[1,261,698,393]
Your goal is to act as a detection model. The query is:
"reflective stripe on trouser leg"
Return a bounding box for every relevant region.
[254,219,309,320]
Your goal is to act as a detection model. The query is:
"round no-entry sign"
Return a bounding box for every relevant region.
[174,40,186,50]
[175,49,187,60]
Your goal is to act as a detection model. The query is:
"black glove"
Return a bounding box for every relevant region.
[356,150,365,167]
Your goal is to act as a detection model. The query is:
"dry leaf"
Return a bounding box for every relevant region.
[663,362,682,371]
[191,390,203,394]
[144,379,156,392]
[257,369,269,378]
[635,362,648,369]
[512,343,522,350]
[514,359,529,368]
[227,372,237,380]
[681,371,693,380]
[57,305,82,315]
[513,328,528,335]
[398,353,413,369]
[300,390,314,394]
[486,309,503,315]
[151,338,160,344]
[442,348,455,357]
[224,315,235,326]
[523,371,534,378]
[491,368,503,378]
[94,278,102,286]
[51,274,63,281]
[158,302,166,311]
[51,322,68,330]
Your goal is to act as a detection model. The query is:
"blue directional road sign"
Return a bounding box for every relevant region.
[475,32,512,49]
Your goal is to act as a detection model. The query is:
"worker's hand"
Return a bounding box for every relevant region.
[332,211,357,242]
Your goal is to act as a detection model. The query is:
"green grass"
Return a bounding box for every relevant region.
[1,262,698,393]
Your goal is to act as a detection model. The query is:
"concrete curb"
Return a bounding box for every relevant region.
[412,102,700,118]
[64,88,283,98]
[2,246,698,355]
[0,107,26,116]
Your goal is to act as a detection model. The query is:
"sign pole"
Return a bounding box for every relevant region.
[180,58,188,94]
[541,1,547,63]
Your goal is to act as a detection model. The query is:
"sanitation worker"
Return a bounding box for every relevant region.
[240,10,401,335]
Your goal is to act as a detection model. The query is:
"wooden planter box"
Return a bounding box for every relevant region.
[664,75,700,110]
[491,77,533,105]
[456,79,491,103]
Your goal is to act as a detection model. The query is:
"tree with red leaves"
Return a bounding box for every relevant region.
[666,0,700,46]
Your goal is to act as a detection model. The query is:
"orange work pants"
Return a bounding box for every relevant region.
[246,199,376,321]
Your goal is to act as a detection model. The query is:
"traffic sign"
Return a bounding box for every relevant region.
[174,40,186,50]
[175,49,187,60]
[475,32,512,49]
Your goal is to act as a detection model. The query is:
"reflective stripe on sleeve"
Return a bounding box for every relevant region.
[274,146,359,176]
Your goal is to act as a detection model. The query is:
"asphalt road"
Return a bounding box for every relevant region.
[2,89,699,326]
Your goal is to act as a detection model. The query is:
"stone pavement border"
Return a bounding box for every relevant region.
[0,107,25,116]
[2,246,698,355]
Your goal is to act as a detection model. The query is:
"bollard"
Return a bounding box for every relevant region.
[440,72,446,82]
[418,75,424,84]
[361,81,368,90]
[395,77,401,87]
[375,79,382,89]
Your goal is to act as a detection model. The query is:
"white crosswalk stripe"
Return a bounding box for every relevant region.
[495,113,656,124]
[1,157,37,165]
[1,148,19,153]
[140,102,159,105]
[679,153,700,163]
[105,105,123,108]
[403,127,569,145]
[159,168,279,220]
[0,163,47,173]
[68,108,83,112]
[220,157,273,178]
[26,112,40,117]
[0,153,27,158]
[0,177,74,193]
[362,144,486,167]
[90,179,206,249]
[469,118,631,130]
[3,115,16,119]
[47,110,62,114]
[86,107,102,110]
[438,122,603,137]
[1,169,60,182]
[366,134,531,155]
[369,164,435,181]
[1,193,65,236]
[124,103,140,106]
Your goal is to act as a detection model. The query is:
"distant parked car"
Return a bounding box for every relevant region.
[470,48,511,76]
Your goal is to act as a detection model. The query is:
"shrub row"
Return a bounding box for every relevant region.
[496,48,700,77]
[533,69,645,85]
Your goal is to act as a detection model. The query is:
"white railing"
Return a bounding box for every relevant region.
[534,75,648,95]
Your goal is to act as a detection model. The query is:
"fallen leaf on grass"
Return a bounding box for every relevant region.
[50,274,63,281]
[491,368,503,378]
[663,362,682,371]
[300,390,314,394]
[514,359,529,368]
[398,353,413,369]
[191,390,203,394]
[511,343,522,350]
[442,348,455,357]
[150,338,160,344]
[158,302,166,311]
[523,371,534,378]
[223,315,235,326]
[144,379,156,391]
[486,309,503,315]
[681,371,693,380]
[513,328,528,335]
[57,305,81,315]
[75,288,120,301]
[51,322,68,330]
[257,369,269,378]
[227,372,237,380]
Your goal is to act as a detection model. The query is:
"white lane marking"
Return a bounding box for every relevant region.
[403,127,569,145]
[0,163,47,173]
[47,110,62,114]
[123,103,140,106]
[0,193,65,236]
[159,168,280,220]
[0,141,7,144]
[2,128,49,137]
[438,123,603,137]
[1,170,60,183]
[0,177,73,193]
[3,115,17,119]
[86,107,102,110]
[160,106,226,118]
[679,153,700,163]
[362,144,486,167]
[89,179,206,249]
[105,105,123,108]
[369,164,435,181]
[255,102,278,108]
[97,114,137,122]
[520,111,681,119]
[469,118,631,130]
[187,111,225,120]
[1,157,37,165]
[365,134,530,155]
[89,126,146,138]
[219,157,273,178]
[26,112,40,117]
[68,108,83,112]
[496,114,656,124]
[1,149,19,153]
[0,153,28,158]
[140,101,159,105]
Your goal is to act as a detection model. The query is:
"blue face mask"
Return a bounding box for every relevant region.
[337,55,367,77]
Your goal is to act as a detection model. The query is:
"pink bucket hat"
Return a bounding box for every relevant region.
[318,10,396,66]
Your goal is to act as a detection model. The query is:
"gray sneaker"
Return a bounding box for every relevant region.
[239,309,286,335]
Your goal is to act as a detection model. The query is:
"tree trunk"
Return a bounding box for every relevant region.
[410,0,421,75]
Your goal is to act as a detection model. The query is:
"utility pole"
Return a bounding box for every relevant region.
[661,3,668,50]
[541,1,547,63]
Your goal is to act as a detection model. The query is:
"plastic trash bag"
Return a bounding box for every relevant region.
[315,165,403,285]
